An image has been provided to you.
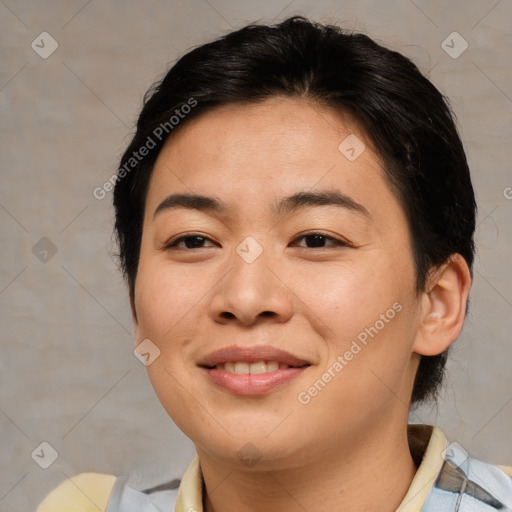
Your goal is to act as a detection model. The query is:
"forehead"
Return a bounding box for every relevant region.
[146,97,394,222]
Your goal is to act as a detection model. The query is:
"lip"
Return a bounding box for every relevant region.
[197,345,311,368]
[202,367,308,396]
[198,345,311,396]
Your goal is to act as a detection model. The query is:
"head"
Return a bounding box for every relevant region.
[113,16,475,465]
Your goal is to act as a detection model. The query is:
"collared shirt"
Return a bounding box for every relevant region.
[37,424,512,511]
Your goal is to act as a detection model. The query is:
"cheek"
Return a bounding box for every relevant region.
[134,258,207,346]
[290,258,401,339]
[133,261,211,433]
[294,255,417,380]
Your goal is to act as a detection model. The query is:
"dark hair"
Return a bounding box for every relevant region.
[113,16,476,406]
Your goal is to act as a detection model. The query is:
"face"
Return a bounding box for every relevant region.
[133,97,424,470]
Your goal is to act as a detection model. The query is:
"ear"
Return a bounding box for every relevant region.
[413,254,472,356]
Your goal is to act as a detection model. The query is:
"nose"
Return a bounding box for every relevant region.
[207,246,294,326]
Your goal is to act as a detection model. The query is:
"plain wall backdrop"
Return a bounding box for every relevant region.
[1,1,511,510]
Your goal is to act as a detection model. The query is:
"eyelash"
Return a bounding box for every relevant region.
[164,232,351,250]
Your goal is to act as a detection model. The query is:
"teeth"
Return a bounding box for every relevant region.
[267,361,279,372]
[249,361,266,374]
[215,361,290,374]
[235,362,250,374]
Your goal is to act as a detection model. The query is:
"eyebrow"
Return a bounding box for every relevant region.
[154,194,226,218]
[153,190,370,219]
[271,190,369,218]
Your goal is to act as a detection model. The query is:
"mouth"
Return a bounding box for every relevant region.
[198,345,311,395]
[206,360,303,374]
[198,344,311,370]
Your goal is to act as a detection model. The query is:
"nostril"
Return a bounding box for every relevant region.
[218,311,275,321]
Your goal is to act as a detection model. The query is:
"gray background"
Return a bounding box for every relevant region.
[1,1,511,510]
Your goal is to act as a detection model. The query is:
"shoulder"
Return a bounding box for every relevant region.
[37,473,117,512]
[498,465,512,478]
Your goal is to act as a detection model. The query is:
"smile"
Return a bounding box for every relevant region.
[212,361,294,374]
[198,345,311,395]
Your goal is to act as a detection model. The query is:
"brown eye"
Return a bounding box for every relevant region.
[165,235,217,249]
[292,233,348,248]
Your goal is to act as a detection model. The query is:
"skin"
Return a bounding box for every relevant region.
[132,97,471,512]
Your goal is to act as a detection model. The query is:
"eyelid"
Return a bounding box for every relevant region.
[163,231,353,250]
[291,231,352,248]
[163,232,219,249]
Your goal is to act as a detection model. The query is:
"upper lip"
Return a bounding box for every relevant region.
[198,345,311,368]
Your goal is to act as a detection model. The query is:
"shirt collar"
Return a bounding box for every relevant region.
[396,425,447,511]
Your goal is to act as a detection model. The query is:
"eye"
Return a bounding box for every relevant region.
[164,234,218,250]
[291,232,350,249]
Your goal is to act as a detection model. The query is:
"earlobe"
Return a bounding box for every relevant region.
[413,254,472,357]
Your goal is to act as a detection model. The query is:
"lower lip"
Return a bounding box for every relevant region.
[201,367,308,396]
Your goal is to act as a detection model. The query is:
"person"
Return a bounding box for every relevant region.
[38,15,512,512]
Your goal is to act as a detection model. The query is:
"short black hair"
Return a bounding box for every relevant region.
[113,16,476,406]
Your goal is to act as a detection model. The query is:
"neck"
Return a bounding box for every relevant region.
[198,421,418,512]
